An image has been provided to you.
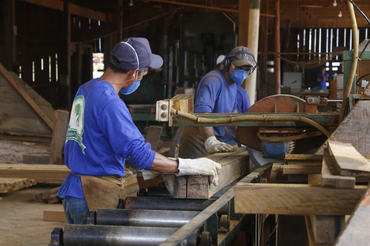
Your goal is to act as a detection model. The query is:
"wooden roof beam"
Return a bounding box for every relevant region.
[20,0,108,21]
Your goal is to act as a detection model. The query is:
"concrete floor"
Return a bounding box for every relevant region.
[0,183,66,246]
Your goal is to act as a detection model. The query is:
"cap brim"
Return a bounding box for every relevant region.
[233,60,254,67]
[149,54,163,69]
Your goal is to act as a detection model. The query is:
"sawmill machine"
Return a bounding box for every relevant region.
[157,93,340,167]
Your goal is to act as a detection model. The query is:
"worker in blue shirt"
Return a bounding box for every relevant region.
[58,37,222,224]
[216,55,251,145]
[179,47,256,159]
[313,66,329,90]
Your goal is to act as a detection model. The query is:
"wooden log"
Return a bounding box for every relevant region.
[328,141,370,179]
[321,149,356,188]
[234,183,366,215]
[335,184,370,245]
[50,110,69,164]
[163,147,249,199]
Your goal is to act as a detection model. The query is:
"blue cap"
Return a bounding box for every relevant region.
[111,37,163,70]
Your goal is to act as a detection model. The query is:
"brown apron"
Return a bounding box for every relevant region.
[78,173,137,212]
[178,127,222,159]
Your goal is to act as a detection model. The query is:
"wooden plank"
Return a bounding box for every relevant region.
[316,101,370,157]
[304,215,333,246]
[0,163,71,183]
[162,175,187,199]
[43,210,66,222]
[321,149,356,188]
[0,63,53,129]
[285,154,323,162]
[335,184,370,245]
[163,147,249,199]
[50,110,69,164]
[145,125,163,151]
[0,177,37,193]
[234,183,366,215]
[328,140,370,178]
[283,164,322,175]
[0,116,52,135]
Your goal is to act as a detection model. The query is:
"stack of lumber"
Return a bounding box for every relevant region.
[0,164,71,183]
[234,140,370,246]
[163,147,249,199]
[0,178,37,193]
[34,186,61,204]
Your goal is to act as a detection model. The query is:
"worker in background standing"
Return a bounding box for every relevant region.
[215,55,251,145]
[57,37,222,224]
[313,65,329,90]
[179,47,256,159]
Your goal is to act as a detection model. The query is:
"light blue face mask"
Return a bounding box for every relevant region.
[120,80,141,95]
[230,69,249,86]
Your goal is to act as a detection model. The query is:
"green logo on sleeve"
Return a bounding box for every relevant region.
[66,95,86,154]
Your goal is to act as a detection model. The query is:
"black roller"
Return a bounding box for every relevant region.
[124,197,229,214]
[94,209,199,227]
[62,224,198,246]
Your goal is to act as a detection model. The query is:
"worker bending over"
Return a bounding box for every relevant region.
[57,37,222,224]
[179,47,256,159]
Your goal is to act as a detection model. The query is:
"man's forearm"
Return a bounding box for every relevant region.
[149,152,178,173]
[199,126,215,141]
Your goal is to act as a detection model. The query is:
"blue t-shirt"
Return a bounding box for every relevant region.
[58,79,155,199]
[220,86,251,145]
[316,72,329,90]
[194,70,237,137]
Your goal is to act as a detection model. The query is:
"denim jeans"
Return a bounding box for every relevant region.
[62,197,89,224]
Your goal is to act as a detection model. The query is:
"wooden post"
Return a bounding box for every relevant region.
[118,0,123,41]
[0,0,17,71]
[49,110,70,164]
[274,0,281,95]
[239,0,260,105]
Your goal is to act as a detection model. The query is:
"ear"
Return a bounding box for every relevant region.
[127,69,138,78]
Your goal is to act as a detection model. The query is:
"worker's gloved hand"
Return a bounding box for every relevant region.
[176,158,222,186]
[205,136,236,154]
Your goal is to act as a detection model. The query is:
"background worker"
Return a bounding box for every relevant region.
[313,65,329,90]
[57,37,222,225]
[216,55,252,145]
[179,47,256,159]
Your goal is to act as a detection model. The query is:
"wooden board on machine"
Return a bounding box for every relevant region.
[163,147,249,199]
[0,67,54,135]
[0,177,37,193]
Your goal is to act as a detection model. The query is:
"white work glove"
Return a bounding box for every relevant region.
[176,158,222,186]
[205,136,236,154]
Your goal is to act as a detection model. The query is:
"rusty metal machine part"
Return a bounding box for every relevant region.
[235,95,329,154]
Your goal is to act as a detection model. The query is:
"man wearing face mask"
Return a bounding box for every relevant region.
[179,46,256,159]
[57,37,222,224]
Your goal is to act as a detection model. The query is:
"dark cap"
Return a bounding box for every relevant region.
[229,46,256,67]
[111,37,163,70]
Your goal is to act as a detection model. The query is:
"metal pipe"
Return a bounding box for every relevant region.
[94,209,199,227]
[172,109,331,137]
[339,1,359,123]
[63,224,198,246]
[124,197,229,214]
[257,131,323,142]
